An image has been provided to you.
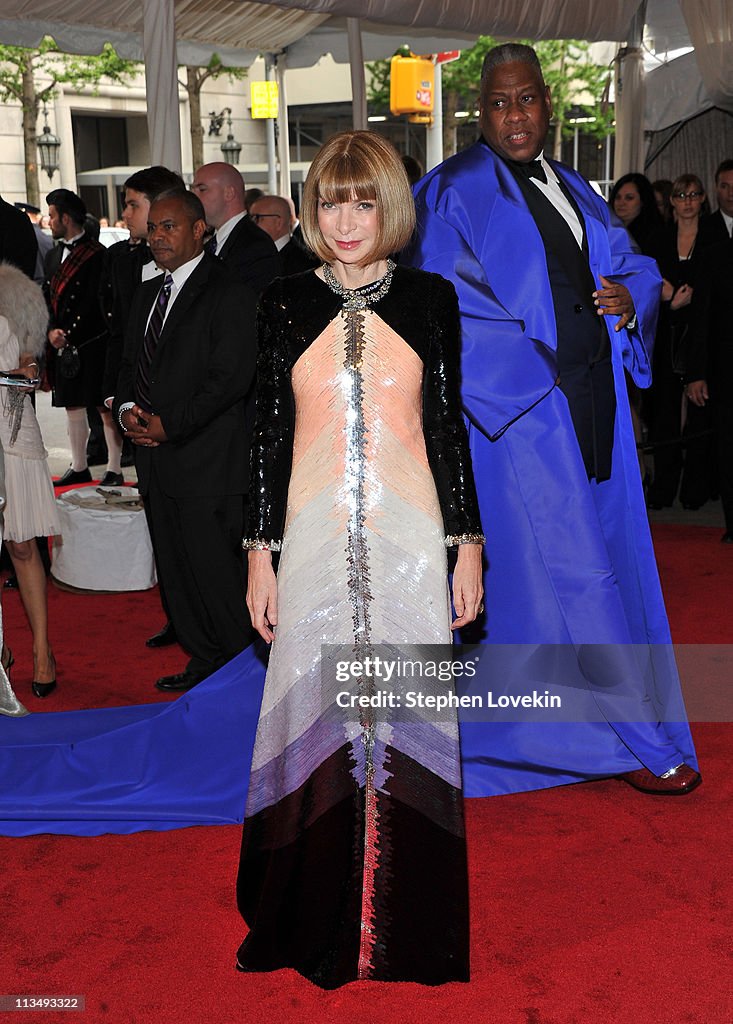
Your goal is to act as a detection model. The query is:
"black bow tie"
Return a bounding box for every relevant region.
[516,159,547,184]
[60,239,80,250]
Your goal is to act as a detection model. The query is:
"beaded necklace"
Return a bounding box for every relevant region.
[322,259,396,311]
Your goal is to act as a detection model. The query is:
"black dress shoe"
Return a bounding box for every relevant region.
[54,467,92,488]
[155,670,202,692]
[722,532,733,544]
[146,622,178,648]
[99,471,124,487]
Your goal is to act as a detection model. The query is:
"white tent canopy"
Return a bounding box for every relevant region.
[1,0,732,173]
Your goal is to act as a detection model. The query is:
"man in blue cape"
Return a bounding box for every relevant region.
[406,43,700,797]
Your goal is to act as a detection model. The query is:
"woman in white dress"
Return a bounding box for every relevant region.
[0,262,60,697]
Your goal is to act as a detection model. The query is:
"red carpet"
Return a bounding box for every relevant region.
[1,523,731,1023]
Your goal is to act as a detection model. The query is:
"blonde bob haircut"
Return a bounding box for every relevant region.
[301,130,416,266]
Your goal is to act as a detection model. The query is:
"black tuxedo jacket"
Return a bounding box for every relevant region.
[114,253,257,499]
[217,215,281,294]
[280,237,319,276]
[687,236,733,388]
[697,210,730,247]
[0,196,37,279]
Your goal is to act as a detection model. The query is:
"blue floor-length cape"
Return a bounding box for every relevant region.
[405,141,697,794]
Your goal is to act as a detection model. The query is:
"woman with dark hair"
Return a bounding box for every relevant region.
[652,178,674,224]
[610,172,663,253]
[610,174,665,484]
[646,173,714,509]
[236,130,484,988]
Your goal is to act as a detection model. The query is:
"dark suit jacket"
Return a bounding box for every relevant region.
[101,239,157,397]
[697,210,730,247]
[114,253,257,499]
[280,237,319,276]
[43,236,108,402]
[0,196,38,279]
[217,215,280,294]
[686,236,733,388]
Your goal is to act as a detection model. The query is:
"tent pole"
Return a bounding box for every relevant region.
[346,18,367,130]
[265,53,278,195]
[613,0,648,179]
[277,52,292,199]
[142,0,182,172]
[426,61,444,171]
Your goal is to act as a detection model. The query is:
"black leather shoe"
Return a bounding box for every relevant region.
[54,467,92,488]
[721,532,733,544]
[99,471,124,487]
[146,622,178,648]
[155,670,202,692]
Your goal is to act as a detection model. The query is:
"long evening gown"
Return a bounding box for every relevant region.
[236,264,484,988]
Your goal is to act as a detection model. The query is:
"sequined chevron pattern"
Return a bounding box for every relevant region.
[237,310,468,987]
[340,304,379,978]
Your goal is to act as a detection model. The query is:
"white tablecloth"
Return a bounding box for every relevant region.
[51,486,156,591]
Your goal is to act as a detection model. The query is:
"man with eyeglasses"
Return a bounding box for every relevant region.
[249,195,318,275]
[190,162,280,294]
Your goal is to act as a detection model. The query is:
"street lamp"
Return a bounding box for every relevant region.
[220,111,242,165]
[37,106,61,181]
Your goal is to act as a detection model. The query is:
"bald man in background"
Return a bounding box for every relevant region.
[191,162,280,294]
[249,194,318,276]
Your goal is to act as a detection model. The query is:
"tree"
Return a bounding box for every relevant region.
[179,55,249,171]
[367,37,613,160]
[0,38,133,206]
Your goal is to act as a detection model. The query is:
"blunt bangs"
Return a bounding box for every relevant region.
[301,130,415,267]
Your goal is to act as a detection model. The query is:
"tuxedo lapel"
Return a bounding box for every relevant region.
[216,219,241,261]
[153,257,211,360]
[550,161,607,282]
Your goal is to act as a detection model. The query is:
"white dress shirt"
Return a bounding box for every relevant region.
[214,212,245,251]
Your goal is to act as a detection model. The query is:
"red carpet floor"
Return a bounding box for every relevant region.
[1,524,731,1023]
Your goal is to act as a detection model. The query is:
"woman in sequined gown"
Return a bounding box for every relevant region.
[236,131,484,988]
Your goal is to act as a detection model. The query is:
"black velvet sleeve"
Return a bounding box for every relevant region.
[422,276,485,546]
[243,282,294,549]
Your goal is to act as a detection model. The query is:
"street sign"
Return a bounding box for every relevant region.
[250,81,279,119]
[435,50,461,64]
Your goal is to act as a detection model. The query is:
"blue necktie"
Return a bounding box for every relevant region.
[135,273,173,412]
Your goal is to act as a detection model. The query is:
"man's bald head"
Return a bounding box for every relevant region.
[249,195,292,244]
[191,162,246,229]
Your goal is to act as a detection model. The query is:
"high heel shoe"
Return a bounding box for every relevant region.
[32,650,56,698]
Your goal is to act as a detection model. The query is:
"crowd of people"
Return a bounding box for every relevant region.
[609,161,733,538]
[0,39,719,988]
